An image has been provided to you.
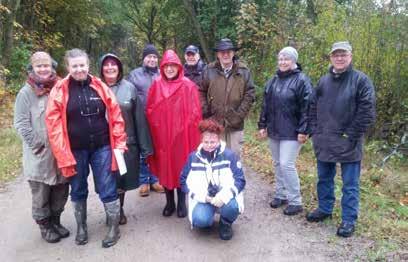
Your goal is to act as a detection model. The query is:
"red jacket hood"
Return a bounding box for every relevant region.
[160,50,184,81]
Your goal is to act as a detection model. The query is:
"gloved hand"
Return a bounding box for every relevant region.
[211,195,224,208]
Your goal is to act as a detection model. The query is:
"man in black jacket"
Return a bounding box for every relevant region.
[307,41,376,238]
[183,45,206,87]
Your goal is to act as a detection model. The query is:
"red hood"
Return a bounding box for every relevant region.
[160,50,184,81]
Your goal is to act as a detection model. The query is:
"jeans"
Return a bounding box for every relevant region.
[70,145,118,203]
[192,199,239,228]
[268,139,302,205]
[317,160,361,224]
[139,156,158,185]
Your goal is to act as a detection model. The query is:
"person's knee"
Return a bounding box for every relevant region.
[220,199,239,222]
[280,159,296,172]
[193,215,214,228]
[192,204,214,228]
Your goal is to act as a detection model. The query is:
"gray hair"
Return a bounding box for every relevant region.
[64,48,89,67]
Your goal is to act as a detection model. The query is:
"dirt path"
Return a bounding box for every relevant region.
[0,167,370,262]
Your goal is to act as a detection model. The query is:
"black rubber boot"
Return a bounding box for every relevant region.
[102,199,121,248]
[119,192,127,225]
[73,201,88,245]
[176,188,187,218]
[162,188,175,217]
[50,214,70,238]
[37,218,61,243]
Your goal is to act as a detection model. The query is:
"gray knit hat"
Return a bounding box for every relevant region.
[278,46,298,62]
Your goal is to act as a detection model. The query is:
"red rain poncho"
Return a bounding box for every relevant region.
[146,50,202,189]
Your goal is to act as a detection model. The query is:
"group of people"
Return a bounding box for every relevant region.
[258,41,376,238]
[13,38,375,249]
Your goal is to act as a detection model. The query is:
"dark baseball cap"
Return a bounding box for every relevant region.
[185,45,199,54]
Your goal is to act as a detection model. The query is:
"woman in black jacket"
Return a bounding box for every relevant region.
[258,46,312,216]
[100,53,153,224]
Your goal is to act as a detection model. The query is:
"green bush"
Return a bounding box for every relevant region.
[5,43,31,92]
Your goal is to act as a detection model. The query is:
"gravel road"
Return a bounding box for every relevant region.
[0,167,370,262]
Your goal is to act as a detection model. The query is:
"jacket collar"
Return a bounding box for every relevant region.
[196,141,226,164]
[276,67,301,78]
[329,64,353,80]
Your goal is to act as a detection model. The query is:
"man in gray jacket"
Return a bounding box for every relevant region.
[127,44,164,197]
[307,41,376,238]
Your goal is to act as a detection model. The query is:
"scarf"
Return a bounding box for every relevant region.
[27,71,58,96]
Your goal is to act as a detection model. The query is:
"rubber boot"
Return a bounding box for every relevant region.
[162,188,175,217]
[37,218,61,243]
[176,188,187,218]
[119,192,127,225]
[73,201,88,245]
[51,214,70,238]
[102,199,121,248]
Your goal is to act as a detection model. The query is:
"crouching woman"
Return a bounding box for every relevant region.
[180,119,245,240]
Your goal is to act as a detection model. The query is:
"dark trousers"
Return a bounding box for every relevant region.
[28,180,69,221]
[317,160,361,224]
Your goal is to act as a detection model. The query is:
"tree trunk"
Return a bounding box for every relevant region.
[1,0,21,67]
[182,0,213,61]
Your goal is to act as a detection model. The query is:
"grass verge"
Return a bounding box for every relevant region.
[242,116,407,260]
[0,90,22,185]
[0,128,22,184]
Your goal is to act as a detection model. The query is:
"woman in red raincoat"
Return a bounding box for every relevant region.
[146,49,202,218]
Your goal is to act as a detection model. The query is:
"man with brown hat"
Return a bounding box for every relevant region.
[199,38,255,158]
[307,41,376,238]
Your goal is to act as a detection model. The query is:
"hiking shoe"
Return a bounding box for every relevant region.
[139,184,150,197]
[283,205,303,216]
[336,222,355,238]
[306,209,332,222]
[151,183,165,193]
[269,198,288,208]
[219,219,233,240]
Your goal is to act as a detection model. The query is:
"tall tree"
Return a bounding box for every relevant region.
[182,0,212,60]
[1,0,21,67]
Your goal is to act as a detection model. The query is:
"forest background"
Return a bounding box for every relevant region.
[0,0,407,259]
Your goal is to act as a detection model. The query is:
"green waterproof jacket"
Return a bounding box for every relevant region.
[199,60,255,131]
